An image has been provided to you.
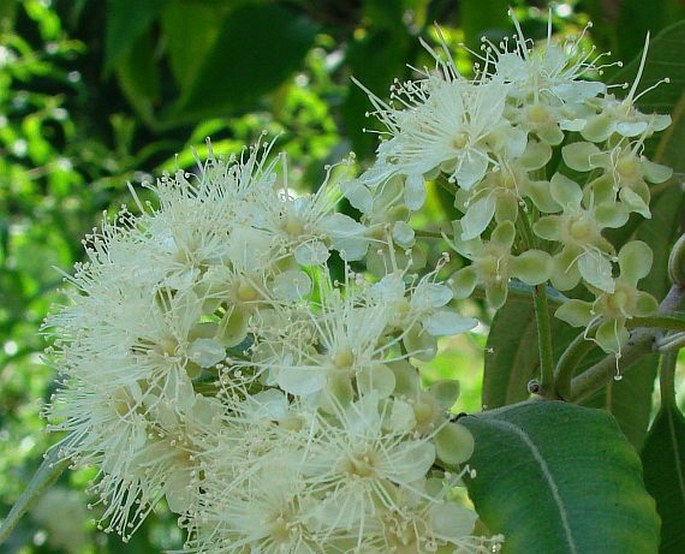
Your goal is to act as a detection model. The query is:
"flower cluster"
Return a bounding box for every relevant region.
[44,142,500,552]
[43,9,674,551]
[349,12,670,355]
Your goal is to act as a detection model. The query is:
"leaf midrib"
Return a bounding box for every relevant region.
[491,417,579,554]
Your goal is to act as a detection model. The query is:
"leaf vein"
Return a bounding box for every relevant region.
[494,418,578,554]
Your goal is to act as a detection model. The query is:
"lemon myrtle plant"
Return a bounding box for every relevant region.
[2,8,684,554]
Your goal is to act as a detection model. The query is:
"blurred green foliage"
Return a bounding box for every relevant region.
[1,0,683,552]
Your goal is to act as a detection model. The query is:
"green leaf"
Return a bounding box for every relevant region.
[160,0,224,95]
[461,0,510,52]
[605,21,685,273]
[581,354,658,450]
[485,288,660,449]
[104,0,167,71]
[615,0,685,63]
[169,3,317,123]
[642,402,685,553]
[482,298,539,408]
[637,185,684,299]
[114,30,161,127]
[462,401,660,554]
[482,291,586,408]
[341,10,413,158]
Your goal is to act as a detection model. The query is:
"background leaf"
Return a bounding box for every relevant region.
[462,401,660,554]
[114,30,161,127]
[160,0,223,96]
[482,297,539,409]
[642,401,685,553]
[104,0,167,71]
[169,3,318,123]
[461,0,509,51]
[611,19,685,173]
[581,354,658,450]
[615,0,685,64]
[484,293,661,449]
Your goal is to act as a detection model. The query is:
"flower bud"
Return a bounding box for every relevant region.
[668,233,685,285]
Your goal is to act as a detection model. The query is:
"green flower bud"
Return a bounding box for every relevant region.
[668,233,685,285]
[435,421,475,465]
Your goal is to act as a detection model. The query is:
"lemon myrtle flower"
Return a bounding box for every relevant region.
[532,173,628,292]
[358,72,526,209]
[492,13,607,105]
[449,220,553,309]
[44,128,498,551]
[555,241,658,355]
[580,35,671,143]
[455,159,557,241]
[563,140,672,218]
[371,271,478,360]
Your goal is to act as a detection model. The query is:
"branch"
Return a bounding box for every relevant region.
[569,284,685,403]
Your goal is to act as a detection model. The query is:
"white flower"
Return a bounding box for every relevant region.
[492,12,608,105]
[360,77,525,203]
[371,271,477,358]
[46,380,152,537]
[580,34,671,143]
[302,394,437,543]
[263,278,396,403]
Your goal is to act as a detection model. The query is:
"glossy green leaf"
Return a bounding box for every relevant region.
[642,402,685,553]
[160,0,224,95]
[114,30,160,127]
[462,401,660,554]
[169,3,317,123]
[104,0,167,71]
[581,354,658,450]
[482,297,539,408]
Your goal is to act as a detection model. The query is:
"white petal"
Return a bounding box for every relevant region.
[272,270,312,301]
[423,311,477,335]
[187,338,226,368]
[386,441,436,483]
[578,251,615,293]
[460,195,496,240]
[294,240,330,266]
[392,220,415,248]
[340,179,373,213]
[404,173,426,211]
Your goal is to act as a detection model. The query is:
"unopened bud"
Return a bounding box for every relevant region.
[668,233,685,285]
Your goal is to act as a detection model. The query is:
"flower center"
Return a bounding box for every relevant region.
[237,280,260,302]
[569,217,596,244]
[528,102,550,125]
[343,451,379,478]
[452,132,469,150]
[616,156,638,180]
[332,348,354,370]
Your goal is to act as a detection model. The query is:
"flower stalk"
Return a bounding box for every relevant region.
[532,283,557,397]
